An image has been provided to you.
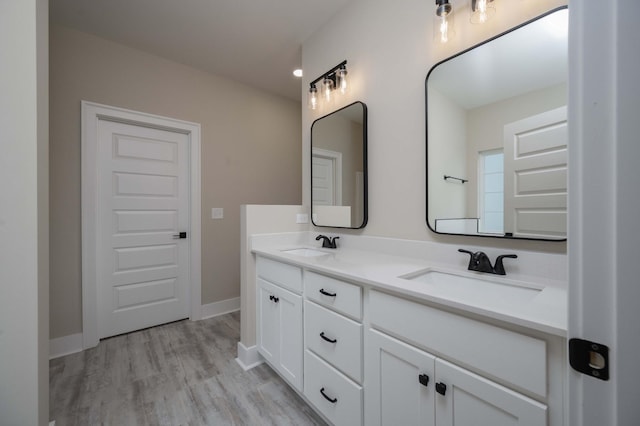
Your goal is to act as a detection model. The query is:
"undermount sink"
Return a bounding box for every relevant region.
[281,248,330,257]
[400,270,542,303]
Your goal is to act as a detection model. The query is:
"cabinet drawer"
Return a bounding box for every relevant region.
[305,271,362,320]
[370,290,547,399]
[305,301,363,383]
[304,350,363,426]
[256,256,302,294]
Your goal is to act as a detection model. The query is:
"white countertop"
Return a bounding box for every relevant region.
[252,243,567,337]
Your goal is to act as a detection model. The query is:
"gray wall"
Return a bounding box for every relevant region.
[50,25,302,339]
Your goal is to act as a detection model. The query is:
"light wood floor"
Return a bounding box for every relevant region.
[49,311,326,425]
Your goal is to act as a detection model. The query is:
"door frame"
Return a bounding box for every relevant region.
[81,101,202,349]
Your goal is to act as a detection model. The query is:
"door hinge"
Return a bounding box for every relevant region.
[569,338,609,381]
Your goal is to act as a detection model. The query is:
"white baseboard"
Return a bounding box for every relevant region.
[236,342,263,371]
[49,332,83,360]
[201,297,240,319]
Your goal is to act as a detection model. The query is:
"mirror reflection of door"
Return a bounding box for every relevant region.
[312,148,351,227]
[312,148,342,206]
[503,106,567,239]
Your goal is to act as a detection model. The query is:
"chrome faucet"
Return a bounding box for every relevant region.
[316,235,340,249]
[458,249,517,276]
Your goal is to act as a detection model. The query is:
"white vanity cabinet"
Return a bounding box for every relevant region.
[256,257,303,391]
[254,253,566,426]
[366,290,559,426]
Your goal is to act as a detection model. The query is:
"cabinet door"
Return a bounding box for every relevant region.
[365,329,436,426]
[277,285,303,391]
[257,278,280,365]
[435,359,547,426]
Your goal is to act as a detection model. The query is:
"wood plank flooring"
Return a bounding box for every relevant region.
[49,312,326,425]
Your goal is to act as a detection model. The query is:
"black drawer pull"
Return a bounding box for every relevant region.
[319,288,337,297]
[320,387,337,404]
[269,295,279,303]
[320,332,337,344]
[435,382,447,396]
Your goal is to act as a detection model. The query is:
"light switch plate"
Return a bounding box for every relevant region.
[211,208,224,219]
[296,213,309,224]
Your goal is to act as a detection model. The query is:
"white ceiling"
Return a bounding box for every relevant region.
[428,9,568,110]
[50,0,355,101]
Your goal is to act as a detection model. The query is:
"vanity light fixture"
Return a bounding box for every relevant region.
[470,0,496,24]
[435,0,455,43]
[307,60,348,110]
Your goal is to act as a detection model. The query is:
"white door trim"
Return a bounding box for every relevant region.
[81,101,201,349]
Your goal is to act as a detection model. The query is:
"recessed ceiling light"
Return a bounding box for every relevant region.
[293,69,303,78]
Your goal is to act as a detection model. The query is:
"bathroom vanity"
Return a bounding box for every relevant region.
[252,233,567,426]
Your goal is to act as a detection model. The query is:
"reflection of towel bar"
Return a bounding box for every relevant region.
[444,175,468,183]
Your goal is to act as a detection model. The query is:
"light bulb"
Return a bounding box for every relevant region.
[434,0,454,43]
[322,76,334,103]
[470,0,495,24]
[336,66,348,95]
[439,15,450,43]
[308,85,318,110]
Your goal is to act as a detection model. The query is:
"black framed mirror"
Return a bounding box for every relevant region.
[426,7,568,241]
[311,101,368,229]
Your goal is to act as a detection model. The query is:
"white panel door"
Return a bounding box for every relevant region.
[435,359,547,426]
[503,106,567,238]
[97,120,190,338]
[312,155,336,206]
[365,329,436,426]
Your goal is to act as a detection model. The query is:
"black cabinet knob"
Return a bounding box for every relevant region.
[435,382,447,396]
[418,374,430,387]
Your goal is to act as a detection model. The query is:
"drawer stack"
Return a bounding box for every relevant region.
[303,271,363,426]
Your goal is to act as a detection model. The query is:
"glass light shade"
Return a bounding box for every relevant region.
[322,77,334,103]
[336,67,348,94]
[308,86,318,110]
[434,1,455,43]
[435,13,455,43]
[470,0,495,24]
